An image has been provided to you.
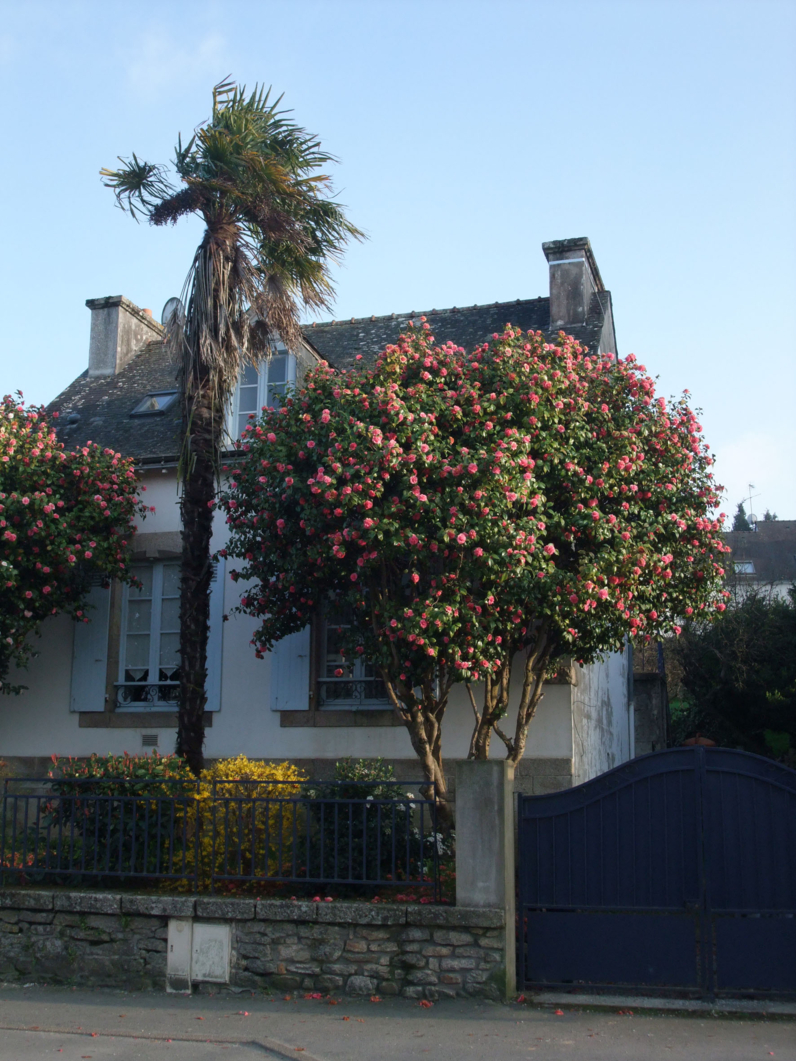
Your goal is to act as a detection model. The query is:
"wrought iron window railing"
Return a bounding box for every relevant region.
[115,681,180,708]
[317,677,390,707]
[0,778,440,897]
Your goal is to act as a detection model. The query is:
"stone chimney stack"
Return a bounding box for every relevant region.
[85,295,163,378]
[542,237,605,328]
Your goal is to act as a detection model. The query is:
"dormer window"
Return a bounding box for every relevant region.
[228,347,296,440]
[131,391,178,416]
[734,561,755,574]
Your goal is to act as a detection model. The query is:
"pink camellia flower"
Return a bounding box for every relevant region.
[569,594,578,604]
[543,543,556,556]
[334,668,344,677]
[267,433,276,443]
[598,588,609,599]
[649,610,658,620]
[467,463,478,474]
[456,533,467,544]
[474,547,484,557]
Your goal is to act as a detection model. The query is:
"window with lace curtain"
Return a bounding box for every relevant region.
[228,347,297,440]
[117,561,181,708]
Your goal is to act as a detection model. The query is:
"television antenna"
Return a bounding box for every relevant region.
[746,483,761,531]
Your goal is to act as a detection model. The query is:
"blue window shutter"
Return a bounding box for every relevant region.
[205,557,225,712]
[269,626,311,711]
[70,585,111,712]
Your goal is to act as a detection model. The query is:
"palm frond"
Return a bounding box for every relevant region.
[100,154,175,221]
[106,77,366,466]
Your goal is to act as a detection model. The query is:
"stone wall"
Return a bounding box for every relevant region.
[0,890,506,1001]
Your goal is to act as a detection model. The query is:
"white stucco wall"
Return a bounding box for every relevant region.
[1,468,600,771]
[570,649,634,786]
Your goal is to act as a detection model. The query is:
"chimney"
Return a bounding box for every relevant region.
[542,237,605,328]
[85,296,163,377]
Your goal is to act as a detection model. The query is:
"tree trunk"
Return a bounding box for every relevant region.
[176,371,216,776]
[469,661,511,760]
[382,675,453,828]
[467,629,554,764]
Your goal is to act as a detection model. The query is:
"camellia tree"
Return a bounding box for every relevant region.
[0,394,145,692]
[218,324,729,814]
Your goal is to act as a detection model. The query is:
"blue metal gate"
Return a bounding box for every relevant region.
[517,747,796,997]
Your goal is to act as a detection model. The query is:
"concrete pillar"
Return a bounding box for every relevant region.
[454,759,516,997]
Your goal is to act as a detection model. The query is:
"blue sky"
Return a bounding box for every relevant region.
[1,0,794,521]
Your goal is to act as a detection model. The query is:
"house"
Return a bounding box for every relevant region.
[1,237,634,793]
[724,519,796,601]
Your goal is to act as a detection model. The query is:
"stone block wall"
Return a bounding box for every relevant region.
[0,891,506,1001]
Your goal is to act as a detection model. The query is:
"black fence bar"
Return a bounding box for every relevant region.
[1,778,440,897]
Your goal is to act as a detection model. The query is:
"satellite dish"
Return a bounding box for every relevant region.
[161,297,185,327]
[748,513,758,525]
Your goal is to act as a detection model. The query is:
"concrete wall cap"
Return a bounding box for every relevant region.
[195,897,255,920]
[121,895,195,918]
[316,902,407,925]
[52,892,122,914]
[0,889,54,911]
[407,905,505,927]
[256,900,318,922]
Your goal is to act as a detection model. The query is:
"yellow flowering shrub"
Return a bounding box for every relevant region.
[180,757,307,890]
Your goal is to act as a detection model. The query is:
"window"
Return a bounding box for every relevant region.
[319,604,389,709]
[734,561,755,574]
[229,348,296,440]
[131,391,178,416]
[117,562,181,708]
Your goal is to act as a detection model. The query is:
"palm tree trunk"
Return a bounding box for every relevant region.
[176,371,216,775]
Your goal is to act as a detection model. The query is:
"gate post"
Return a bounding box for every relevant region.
[454,760,516,998]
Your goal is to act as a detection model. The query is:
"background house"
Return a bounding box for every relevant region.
[2,238,634,793]
[723,519,796,601]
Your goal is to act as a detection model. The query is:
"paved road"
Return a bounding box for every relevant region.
[0,986,794,1061]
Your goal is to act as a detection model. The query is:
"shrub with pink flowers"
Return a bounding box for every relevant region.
[0,394,146,691]
[218,323,729,811]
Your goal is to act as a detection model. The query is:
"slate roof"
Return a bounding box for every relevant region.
[49,286,615,463]
[52,341,182,463]
[305,291,612,372]
[724,520,796,586]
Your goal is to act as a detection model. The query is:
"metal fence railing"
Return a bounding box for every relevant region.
[0,778,440,897]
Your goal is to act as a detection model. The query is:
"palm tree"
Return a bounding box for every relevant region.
[102,79,363,774]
